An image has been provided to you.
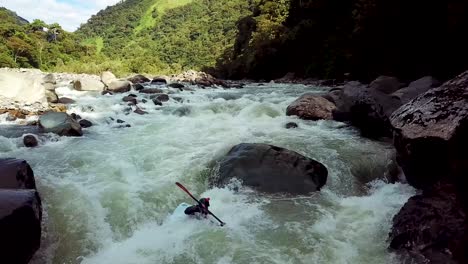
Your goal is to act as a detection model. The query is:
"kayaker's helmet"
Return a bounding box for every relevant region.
[200,197,210,207]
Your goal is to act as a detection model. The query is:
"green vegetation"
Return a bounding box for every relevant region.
[0,0,467,81]
[0,7,88,71]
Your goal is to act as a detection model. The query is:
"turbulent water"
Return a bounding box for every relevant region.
[0,82,415,264]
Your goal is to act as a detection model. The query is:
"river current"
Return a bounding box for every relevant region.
[0,82,414,264]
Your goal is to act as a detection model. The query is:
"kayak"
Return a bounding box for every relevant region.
[169,202,217,224]
[172,202,191,218]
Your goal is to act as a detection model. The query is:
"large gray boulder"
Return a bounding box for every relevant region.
[286,94,336,120]
[100,71,117,86]
[369,76,403,94]
[390,71,468,190]
[0,69,47,105]
[73,78,105,92]
[39,112,83,136]
[107,80,132,93]
[213,143,328,194]
[0,189,42,264]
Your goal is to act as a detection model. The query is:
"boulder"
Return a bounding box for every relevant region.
[152,99,162,106]
[168,83,185,89]
[45,90,58,103]
[23,135,38,148]
[0,189,42,264]
[0,158,37,189]
[369,76,403,94]
[389,184,468,264]
[128,74,150,84]
[58,97,75,104]
[139,88,164,94]
[100,71,117,86]
[285,122,298,129]
[122,96,137,105]
[392,76,441,104]
[79,119,93,128]
[43,83,56,91]
[150,94,169,102]
[134,108,148,115]
[390,71,468,190]
[286,94,336,120]
[101,90,113,96]
[107,80,132,93]
[73,78,105,92]
[213,143,328,194]
[151,77,168,84]
[0,69,47,105]
[38,112,83,136]
[42,73,56,84]
[133,83,144,91]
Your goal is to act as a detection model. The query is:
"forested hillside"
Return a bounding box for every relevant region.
[0,7,87,70]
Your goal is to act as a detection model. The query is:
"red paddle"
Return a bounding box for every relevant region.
[176,182,225,226]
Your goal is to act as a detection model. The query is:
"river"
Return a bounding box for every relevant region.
[0,82,414,264]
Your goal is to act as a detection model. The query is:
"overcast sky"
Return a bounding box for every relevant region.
[0,0,121,32]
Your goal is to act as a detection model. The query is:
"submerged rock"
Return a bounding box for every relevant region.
[168,83,185,89]
[0,189,42,264]
[286,94,336,120]
[79,119,93,128]
[38,112,82,136]
[150,94,169,102]
[285,122,298,129]
[122,96,137,105]
[213,143,327,194]
[140,88,164,94]
[23,135,38,148]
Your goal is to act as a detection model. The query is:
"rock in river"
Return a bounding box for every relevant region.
[213,143,327,194]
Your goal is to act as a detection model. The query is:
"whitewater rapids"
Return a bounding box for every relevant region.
[0,82,415,264]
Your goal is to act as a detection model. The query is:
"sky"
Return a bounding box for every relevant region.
[0,0,121,32]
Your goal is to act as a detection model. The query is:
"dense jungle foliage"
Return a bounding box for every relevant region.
[1,0,467,81]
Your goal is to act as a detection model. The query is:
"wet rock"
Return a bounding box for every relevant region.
[122,96,137,105]
[70,113,81,121]
[58,97,75,104]
[390,70,468,190]
[391,76,441,104]
[150,94,169,102]
[107,80,131,93]
[128,74,150,84]
[38,112,82,136]
[152,99,162,106]
[23,135,38,148]
[370,76,403,94]
[213,143,328,194]
[116,119,125,124]
[101,90,113,96]
[45,90,58,103]
[0,189,42,264]
[151,77,167,85]
[73,78,105,92]
[173,106,191,116]
[142,99,147,103]
[79,119,93,128]
[140,88,164,94]
[134,108,148,115]
[100,71,117,86]
[43,73,56,84]
[286,94,336,120]
[285,122,298,129]
[389,184,468,264]
[168,83,185,89]
[172,97,183,103]
[0,158,37,189]
[133,83,144,91]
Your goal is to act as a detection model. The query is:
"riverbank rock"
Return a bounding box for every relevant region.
[45,90,58,103]
[38,112,82,136]
[107,80,131,93]
[0,69,47,105]
[286,94,336,120]
[0,189,42,264]
[100,71,117,86]
[369,76,403,94]
[389,184,468,264]
[73,78,105,92]
[128,74,150,84]
[170,70,227,87]
[390,70,468,190]
[140,88,164,94]
[213,143,328,194]
[392,76,441,104]
[0,158,37,189]
[151,77,168,84]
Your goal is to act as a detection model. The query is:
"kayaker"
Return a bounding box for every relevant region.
[184,197,210,216]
